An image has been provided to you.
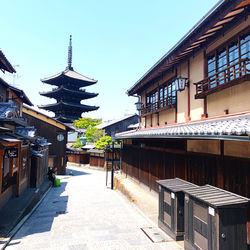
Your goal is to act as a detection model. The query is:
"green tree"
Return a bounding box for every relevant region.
[85,126,105,143]
[95,136,118,150]
[73,117,101,129]
[95,136,112,150]
[72,137,82,148]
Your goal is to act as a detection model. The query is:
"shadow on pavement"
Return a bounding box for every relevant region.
[8,181,69,243]
[66,166,91,176]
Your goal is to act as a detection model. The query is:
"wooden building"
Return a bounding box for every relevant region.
[88,149,105,168]
[22,105,72,175]
[39,36,99,123]
[116,0,250,245]
[67,147,90,165]
[96,114,139,136]
[0,75,33,208]
[0,51,50,210]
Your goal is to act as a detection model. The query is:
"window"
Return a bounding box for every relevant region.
[206,30,250,89]
[144,79,176,114]
[159,88,163,108]
[240,32,250,71]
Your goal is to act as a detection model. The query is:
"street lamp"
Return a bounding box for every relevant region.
[135,100,143,111]
[111,133,115,190]
[80,135,87,146]
[175,77,188,92]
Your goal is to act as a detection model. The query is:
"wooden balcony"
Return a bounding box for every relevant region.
[141,96,176,116]
[194,58,250,99]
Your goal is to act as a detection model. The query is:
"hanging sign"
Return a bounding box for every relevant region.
[5,148,18,158]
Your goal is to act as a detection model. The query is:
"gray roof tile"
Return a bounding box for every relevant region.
[116,114,250,140]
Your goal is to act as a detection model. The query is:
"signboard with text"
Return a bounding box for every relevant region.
[5,148,18,158]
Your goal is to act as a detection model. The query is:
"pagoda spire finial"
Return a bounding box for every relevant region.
[67,35,73,70]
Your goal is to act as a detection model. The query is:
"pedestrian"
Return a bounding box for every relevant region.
[48,166,57,185]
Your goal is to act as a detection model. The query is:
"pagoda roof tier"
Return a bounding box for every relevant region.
[38,101,99,113]
[55,114,83,123]
[39,86,98,100]
[41,68,97,87]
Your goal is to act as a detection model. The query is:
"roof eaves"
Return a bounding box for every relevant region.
[0,50,16,73]
[23,104,74,131]
[97,114,138,129]
[127,0,243,95]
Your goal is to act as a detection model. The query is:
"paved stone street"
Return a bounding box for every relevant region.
[6,166,183,250]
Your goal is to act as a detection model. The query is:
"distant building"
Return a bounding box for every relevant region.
[22,105,73,175]
[39,36,99,123]
[96,114,139,136]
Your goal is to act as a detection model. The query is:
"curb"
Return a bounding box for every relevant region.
[0,186,51,250]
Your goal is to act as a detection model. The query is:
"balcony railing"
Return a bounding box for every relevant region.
[141,96,176,115]
[194,58,250,99]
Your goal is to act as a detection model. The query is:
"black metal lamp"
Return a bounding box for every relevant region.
[175,77,188,91]
[135,100,143,111]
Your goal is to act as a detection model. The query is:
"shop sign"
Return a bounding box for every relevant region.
[5,148,18,158]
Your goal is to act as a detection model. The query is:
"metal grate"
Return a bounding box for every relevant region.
[141,227,172,243]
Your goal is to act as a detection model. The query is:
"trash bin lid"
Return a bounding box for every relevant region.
[157,178,198,193]
[184,184,249,208]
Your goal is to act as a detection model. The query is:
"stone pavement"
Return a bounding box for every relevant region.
[5,165,183,250]
[0,178,51,240]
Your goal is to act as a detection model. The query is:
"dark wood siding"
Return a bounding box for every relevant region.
[121,139,250,244]
[23,113,67,174]
[89,155,104,167]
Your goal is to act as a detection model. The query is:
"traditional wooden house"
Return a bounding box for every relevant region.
[0,76,33,208]
[38,36,99,123]
[116,0,250,245]
[87,149,105,168]
[22,105,73,174]
[0,51,50,210]
[96,114,139,136]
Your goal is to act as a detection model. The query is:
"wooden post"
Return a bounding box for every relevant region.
[17,143,21,196]
[0,149,3,196]
[187,60,191,120]
[217,140,224,189]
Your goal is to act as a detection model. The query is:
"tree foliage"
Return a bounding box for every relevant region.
[94,136,112,150]
[73,117,101,129]
[95,136,118,150]
[85,126,105,143]
[72,137,82,148]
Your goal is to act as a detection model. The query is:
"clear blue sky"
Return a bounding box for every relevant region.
[1,0,218,121]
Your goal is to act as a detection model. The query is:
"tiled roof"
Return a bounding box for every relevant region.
[41,69,97,87]
[116,114,250,140]
[0,78,33,106]
[0,103,16,119]
[15,126,36,137]
[15,126,50,146]
[0,50,15,73]
[87,149,105,154]
[96,114,138,129]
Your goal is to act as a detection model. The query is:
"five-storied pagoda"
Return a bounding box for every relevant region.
[39,36,99,123]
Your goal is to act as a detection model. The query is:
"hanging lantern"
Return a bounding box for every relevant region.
[175,77,188,91]
[135,100,143,111]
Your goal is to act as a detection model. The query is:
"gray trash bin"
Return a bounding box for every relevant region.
[184,185,249,250]
[157,178,198,240]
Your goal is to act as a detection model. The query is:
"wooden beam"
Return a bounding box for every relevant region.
[23,107,66,130]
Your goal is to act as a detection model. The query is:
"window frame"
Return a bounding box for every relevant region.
[205,27,250,89]
[144,77,177,115]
